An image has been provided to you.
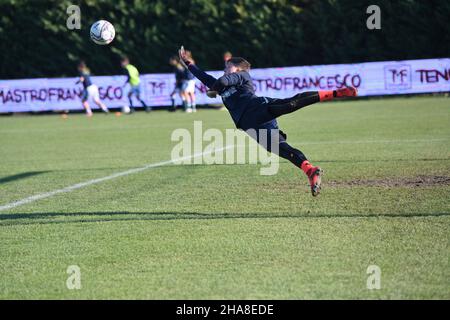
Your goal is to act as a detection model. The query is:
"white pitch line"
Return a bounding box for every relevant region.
[0,145,234,212]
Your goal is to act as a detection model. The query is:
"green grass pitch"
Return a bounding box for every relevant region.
[0,96,449,299]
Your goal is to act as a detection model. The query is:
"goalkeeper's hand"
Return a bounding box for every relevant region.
[206,90,218,98]
[178,45,193,69]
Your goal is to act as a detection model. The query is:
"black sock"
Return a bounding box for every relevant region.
[278,141,307,168]
[253,129,307,168]
[268,92,320,118]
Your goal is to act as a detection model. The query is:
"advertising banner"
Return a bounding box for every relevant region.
[0,58,448,112]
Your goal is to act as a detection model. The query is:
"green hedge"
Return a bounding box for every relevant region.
[0,0,449,79]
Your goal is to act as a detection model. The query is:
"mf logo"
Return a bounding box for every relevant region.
[384,65,412,90]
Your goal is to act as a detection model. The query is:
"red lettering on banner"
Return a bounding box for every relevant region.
[48,88,57,101]
[6,90,14,103]
[284,77,293,89]
[114,87,122,99]
[251,73,361,92]
[416,69,450,83]
[352,75,361,87]
[0,87,85,104]
[309,77,321,88]
[99,85,123,100]
[57,88,65,100]
[39,89,47,101]
[293,77,302,90]
[30,90,37,101]
[13,89,22,103]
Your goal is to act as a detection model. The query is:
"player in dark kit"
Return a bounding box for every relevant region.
[76,61,109,117]
[169,55,189,112]
[178,46,357,196]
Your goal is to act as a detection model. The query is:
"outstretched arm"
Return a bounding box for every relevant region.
[178,46,217,89]
[188,64,217,89]
[211,73,244,92]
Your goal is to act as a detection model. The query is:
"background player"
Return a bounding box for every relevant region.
[183,50,197,113]
[223,51,233,65]
[121,56,151,113]
[179,46,357,196]
[169,55,188,112]
[76,61,109,117]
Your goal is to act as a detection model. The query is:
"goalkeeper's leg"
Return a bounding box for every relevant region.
[267,87,357,118]
[251,121,324,196]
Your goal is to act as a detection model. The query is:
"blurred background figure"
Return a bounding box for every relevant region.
[121,56,151,113]
[76,61,109,117]
[223,51,232,66]
[168,55,187,112]
[184,50,197,113]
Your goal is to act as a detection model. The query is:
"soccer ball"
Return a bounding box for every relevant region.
[90,20,115,45]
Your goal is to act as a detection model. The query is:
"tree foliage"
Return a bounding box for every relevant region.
[0,0,448,79]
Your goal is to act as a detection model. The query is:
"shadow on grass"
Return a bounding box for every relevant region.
[0,171,50,184]
[22,157,450,173]
[0,211,448,226]
[317,158,449,163]
[1,157,446,183]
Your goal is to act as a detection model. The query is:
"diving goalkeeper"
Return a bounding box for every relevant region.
[178,46,357,196]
